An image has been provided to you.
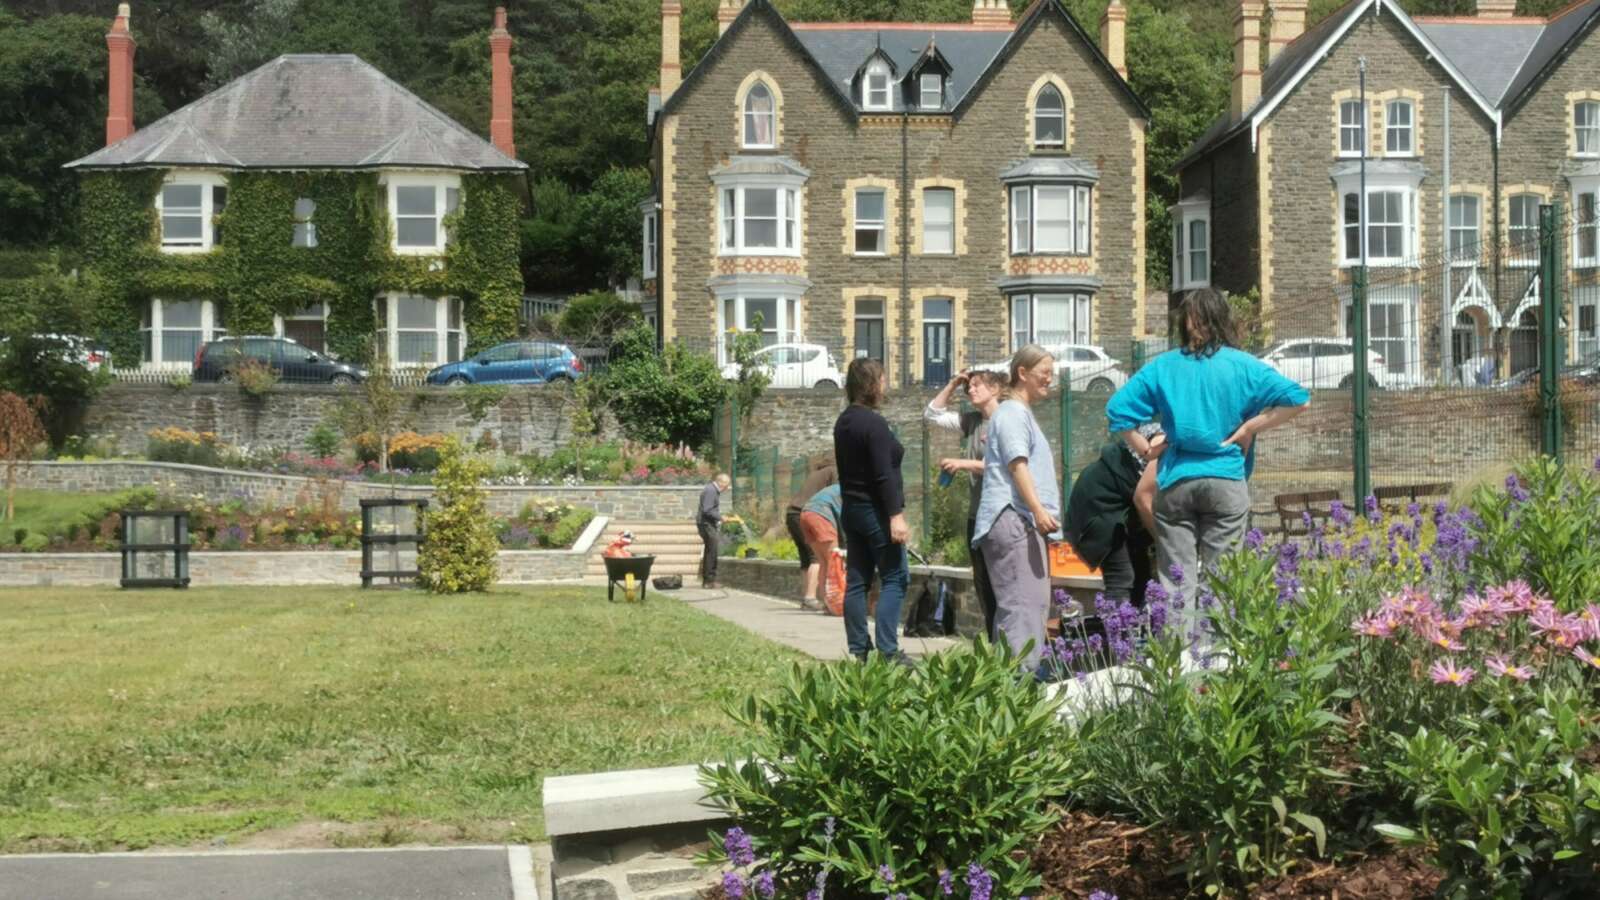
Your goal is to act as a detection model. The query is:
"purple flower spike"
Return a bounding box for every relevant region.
[753,870,775,899]
[1506,473,1530,503]
[878,865,895,884]
[724,827,755,868]
[1168,562,1185,585]
[823,817,835,839]
[1364,495,1381,521]
[722,872,747,899]
[1089,892,1120,900]
[1244,528,1266,551]
[938,869,955,895]
[965,863,994,900]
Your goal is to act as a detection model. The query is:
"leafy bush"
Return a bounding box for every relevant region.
[230,358,278,398]
[305,421,342,459]
[555,290,641,341]
[417,438,498,593]
[146,427,224,466]
[1468,458,1600,610]
[699,642,1078,899]
[387,432,448,472]
[600,323,727,447]
[547,507,595,549]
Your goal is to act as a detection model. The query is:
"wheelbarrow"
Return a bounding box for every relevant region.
[604,554,656,603]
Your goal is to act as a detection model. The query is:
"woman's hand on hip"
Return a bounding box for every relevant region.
[889,513,911,544]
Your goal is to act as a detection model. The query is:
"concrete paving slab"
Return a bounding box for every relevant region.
[0,846,533,900]
[666,585,963,661]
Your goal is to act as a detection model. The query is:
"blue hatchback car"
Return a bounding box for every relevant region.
[424,340,585,386]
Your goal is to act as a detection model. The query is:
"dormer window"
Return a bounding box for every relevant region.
[864,61,891,111]
[743,81,776,149]
[1034,85,1065,148]
[919,73,942,110]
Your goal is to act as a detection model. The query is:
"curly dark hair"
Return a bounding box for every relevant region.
[1177,288,1237,358]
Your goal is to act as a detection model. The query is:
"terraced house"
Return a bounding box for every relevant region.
[66,4,526,372]
[643,0,1150,386]
[1175,0,1600,384]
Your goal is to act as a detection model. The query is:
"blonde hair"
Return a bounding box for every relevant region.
[1007,344,1055,392]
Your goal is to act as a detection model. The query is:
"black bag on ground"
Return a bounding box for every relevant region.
[652,575,683,590]
[904,580,955,638]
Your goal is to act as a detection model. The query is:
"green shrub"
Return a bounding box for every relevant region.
[145,428,224,467]
[1468,457,1600,610]
[417,438,498,593]
[20,532,46,551]
[698,642,1077,899]
[231,358,278,398]
[547,507,595,549]
[305,422,342,459]
[599,323,727,447]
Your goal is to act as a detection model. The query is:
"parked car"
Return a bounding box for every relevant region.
[972,344,1127,393]
[193,336,366,385]
[425,340,585,386]
[719,342,844,389]
[1258,338,1387,389]
[0,333,108,369]
[1496,352,1600,388]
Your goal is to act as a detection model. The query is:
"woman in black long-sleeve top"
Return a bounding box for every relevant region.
[833,357,911,663]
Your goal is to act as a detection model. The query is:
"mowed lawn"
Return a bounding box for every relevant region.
[0,586,805,851]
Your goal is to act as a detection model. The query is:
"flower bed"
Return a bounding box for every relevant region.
[696,458,1600,899]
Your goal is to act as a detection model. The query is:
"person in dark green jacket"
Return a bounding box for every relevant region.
[1064,423,1164,605]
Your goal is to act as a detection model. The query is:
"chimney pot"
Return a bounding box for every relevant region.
[1231,0,1265,122]
[105,2,137,146]
[1476,0,1517,17]
[1266,0,1306,63]
[971,0,1012,27]
[489,6,515,158]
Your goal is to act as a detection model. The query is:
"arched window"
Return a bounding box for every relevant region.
[743,82,776,148]
[1034,85,1065,148]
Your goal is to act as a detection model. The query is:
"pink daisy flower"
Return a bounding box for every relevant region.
[1429,659,1476,686]
[1458,594,1501,627]
[1418,621,1466,653]
[1485,656,1536,681]
[1574,647,1600,672]
[1352,613,1398,639]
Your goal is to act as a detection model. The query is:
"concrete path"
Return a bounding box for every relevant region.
[664,583,965,661]
[0,846,539,900]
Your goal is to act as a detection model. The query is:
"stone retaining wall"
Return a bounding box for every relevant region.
[16,462,700,519]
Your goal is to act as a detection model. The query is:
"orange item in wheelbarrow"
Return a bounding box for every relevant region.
[1048,540,1097,578]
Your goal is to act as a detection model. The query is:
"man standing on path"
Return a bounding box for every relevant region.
[698,473,731,588]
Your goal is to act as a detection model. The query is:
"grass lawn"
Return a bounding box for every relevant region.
[0,585,806,851]
[3,489,134,544]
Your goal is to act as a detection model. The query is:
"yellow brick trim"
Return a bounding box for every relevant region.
[735,71,784,150]
[841,285,898,368]
[1130,117,1147,338]
[1259,123,1275,318]
[1373,88,1423,158]
[1565,90,1600,157]
[841,177,898,257]
[661,116,679,341]
[908,286,968,381]
[1331,88,1360,158]
[910,177,967,256]
[1026,73,1074,151]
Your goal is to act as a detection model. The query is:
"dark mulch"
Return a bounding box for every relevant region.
[1031,811,1444,899]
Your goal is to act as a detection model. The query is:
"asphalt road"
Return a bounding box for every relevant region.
[0,846,536,900]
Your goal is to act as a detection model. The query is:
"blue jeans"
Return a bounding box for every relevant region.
[842,501,908,658]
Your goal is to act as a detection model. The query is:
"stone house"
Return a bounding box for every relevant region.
[65,4,526,372]
[643,0,1150,386]
[1175,0,1600,383]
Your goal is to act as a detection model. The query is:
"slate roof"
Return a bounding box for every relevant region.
[791,27,1010,113]
[1177,0,1600,171]
[67,54,525,172]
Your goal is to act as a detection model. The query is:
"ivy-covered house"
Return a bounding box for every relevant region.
[65,4,526,371]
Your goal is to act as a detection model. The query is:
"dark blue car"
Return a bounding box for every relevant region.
[424,340,585,386]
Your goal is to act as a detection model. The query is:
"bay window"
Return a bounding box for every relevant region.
[1343,283,1418,381]
[720,186,800,254]
[1340,188,1414,266]
[1577,285,1599,361]
[1009,184,1091,255]
[157,174,227,252]
[386,176,460,255]
[1187,219,1209,286]
[642,208,658,278]
[1574,181,1599,267]
[855,189,886,255]
[717,294,802,364]
[1010,293,1091,350]
[141,299,225,367]
[922,188,955,255]
[376,294,463,366]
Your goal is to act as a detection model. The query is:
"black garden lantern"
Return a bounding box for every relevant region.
[360,498,427,588]
[119,510,190,589]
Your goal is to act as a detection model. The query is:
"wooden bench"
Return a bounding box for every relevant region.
[1274,490,1342,536]
[1373,482,1453,513]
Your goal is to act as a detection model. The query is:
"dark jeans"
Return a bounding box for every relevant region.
[966,517,998,640]
[784,508,814,569]
[698,519,719,582]
[841,501,908,658]
[1098,522,1155,607]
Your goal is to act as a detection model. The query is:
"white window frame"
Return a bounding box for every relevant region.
[1010,293,1092,351]
[853,297,887,361]
[718,184,802,256]
[1574,178,1600,268]
[1033,85,1066,149]
[1338,184,1417,267]
[1448,194,1480,266]
[156,171,228,253]
[919,73,942,110]
[376,294,465,366]
[642,209,658,278]
[854,188,886,256]
[1341,282,1419,381]
[1509,193,1542,267]
[1187,218,1209,287]
[742,82,777,149]
[1385,100,1414,156]
[1339,99,1365,158]
[922,187,955,256]
[715,291,804,366]
[292,197,318,249]
[1577,101,1600,158]
[141,298,225,369]
[863,61,892,111]
[384,173,461,256]
[1576,284,1600,361]
[1010,183,1092,255]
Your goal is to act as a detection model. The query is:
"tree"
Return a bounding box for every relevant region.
[417,437,499,593]
[556,291,643,342]
[0,261,109,447]
[598,322,729,447]
[336,354,408,472]
[0,391,47,522]
[575,168,652,287]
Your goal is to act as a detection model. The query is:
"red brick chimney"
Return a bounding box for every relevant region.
[105,2,136,146]
[489,7,515,158]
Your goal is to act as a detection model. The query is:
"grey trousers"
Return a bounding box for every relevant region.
[978,507,1051,670]
[1154,477,1251,612]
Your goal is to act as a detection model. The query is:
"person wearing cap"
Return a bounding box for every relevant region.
[1064,423,1164,605]
[603,530,635,558]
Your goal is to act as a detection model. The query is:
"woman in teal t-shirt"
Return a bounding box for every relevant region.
[1106,289,1310,608]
